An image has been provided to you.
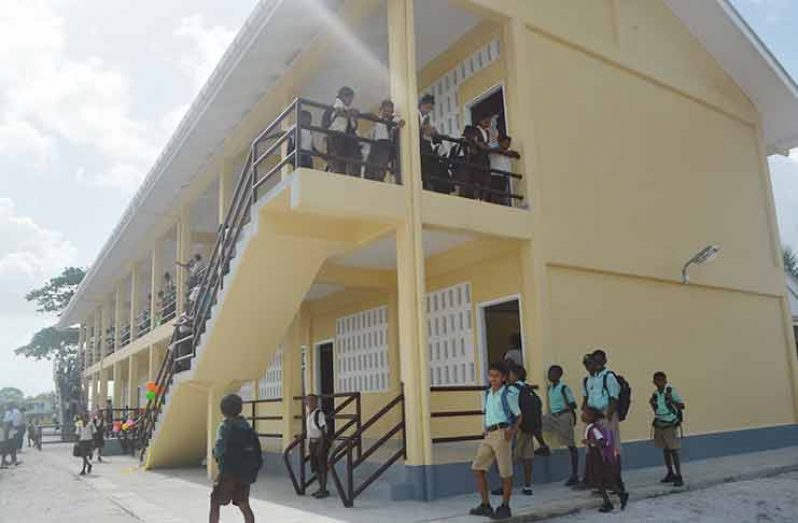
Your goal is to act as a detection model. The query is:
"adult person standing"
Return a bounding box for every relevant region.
[582,348,626,492]
[7,403,26,451]
[92,410,106,462]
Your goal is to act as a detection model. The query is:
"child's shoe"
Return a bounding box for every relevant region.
[564,475,580,487]
[660,471,675,483]
[598,502,614,513]
[672,475,684,487]
[521,487,533,496]
[492,504,512,520]
[619,491,629,510]
[469,503,494,517]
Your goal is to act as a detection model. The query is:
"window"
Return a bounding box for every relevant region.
[336,306,390,393]
[258,346,283,399]
[427,283,476,386]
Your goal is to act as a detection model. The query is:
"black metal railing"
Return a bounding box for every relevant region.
[243,397,283,439]
[326,392,405,508]
[283,392,362,496]
[120,324,131,347]
[420,134,523,206]
[105,330,115,354]
[135,309,151,339]
[159,288,177,325]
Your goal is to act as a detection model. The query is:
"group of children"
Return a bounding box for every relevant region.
[291,87,519,206]
[419,93,520,205]
[469,350,686,519]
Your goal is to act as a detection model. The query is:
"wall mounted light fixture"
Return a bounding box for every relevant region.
[682,245,720,284]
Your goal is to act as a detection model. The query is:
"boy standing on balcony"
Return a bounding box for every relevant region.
[365,100,405,183]
[470,362,521,520]
[323,86,360,176]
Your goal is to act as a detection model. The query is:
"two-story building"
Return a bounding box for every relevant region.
[59,0,798,502]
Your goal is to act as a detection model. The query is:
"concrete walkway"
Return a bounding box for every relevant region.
[25,444,798,522]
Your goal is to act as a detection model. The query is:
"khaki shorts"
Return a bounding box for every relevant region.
[599,412,622,455]
[471,429,513,478]
[653,425,681,450]
[542,411,576,448]
[514,430,535,461]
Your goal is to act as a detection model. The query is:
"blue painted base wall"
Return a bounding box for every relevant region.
[262,424,798,501]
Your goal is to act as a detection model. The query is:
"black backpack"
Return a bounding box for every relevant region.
[313,409,335,441]
[223,421,263,484]
[584,371,633,421]
[515,383,543,434]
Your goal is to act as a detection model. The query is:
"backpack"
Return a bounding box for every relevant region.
[485,387,518,426]
[650,388,683,426]
[223,421,263,484]
[583,371,633,421]
[313,409,335,441]
[515,383,543,434]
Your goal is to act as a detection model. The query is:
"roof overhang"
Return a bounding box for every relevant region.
[59,0,342,327]
[664,0,798,155]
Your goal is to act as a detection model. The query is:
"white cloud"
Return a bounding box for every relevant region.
[0,0,156,191]
[0,121,56,170]
[174,14,237,92]
[0,197,77,286]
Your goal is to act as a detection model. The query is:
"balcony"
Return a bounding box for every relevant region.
[135,308,151,339]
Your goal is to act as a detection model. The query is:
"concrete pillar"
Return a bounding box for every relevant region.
[112,362,123,410]
[128,355,138,409]
[150,242,162,330]
[77,322,86,370]
[130,264,139,339]
[176,207,191,315]
[280,310,305,450]
[99,366,109,407]
[100,302,109,359]
[114,285,123,351]
[388,0,433,483]
[148,345,156,381]
[93,310,101,362]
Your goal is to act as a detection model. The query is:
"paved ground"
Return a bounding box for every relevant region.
[1,443,797,522]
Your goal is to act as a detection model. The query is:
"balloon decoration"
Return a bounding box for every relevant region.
[145,381,159,402]
[122,422,129,431]
[112,421,121,434]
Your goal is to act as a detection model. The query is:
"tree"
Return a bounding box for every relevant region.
[0,387,24,405]
[24,267,85,314]
[784,246,798,281]
[16,267,86,433]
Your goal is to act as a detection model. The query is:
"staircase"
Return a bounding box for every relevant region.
[135,99,363,468]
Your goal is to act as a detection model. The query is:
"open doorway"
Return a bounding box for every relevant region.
[480,297,523,381]
[467,85,507,140]
[316,341,335,432]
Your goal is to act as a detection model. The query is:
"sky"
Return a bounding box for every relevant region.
[1,0,797,396]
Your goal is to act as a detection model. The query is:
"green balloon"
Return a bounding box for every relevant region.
[146,391,156,401]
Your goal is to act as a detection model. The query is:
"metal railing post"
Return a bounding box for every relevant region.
[294,99,301,170]
[355,392,362,460]
[346,439,354,508]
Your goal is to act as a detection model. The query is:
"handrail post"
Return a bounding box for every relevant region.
[299,434,306,495]
[346,439,354,508]
[400,384,407,460]
[251,401,256,435]
[294,99,301,171]
[355,392,362,460]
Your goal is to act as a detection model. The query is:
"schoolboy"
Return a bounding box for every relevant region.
[305,395,330,498]
[488,135,520,205]
[365,99,404,182]
[538,365,580,486]
[210,394,262,523]
[324,86,360,176]
[650,371,685,487]
[469,362,521,520]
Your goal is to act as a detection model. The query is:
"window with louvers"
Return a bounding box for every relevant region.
[336,306,390,393]
[258,346,283,399]
[426,282,476,386]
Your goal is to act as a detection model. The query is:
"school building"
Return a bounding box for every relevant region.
[59,0,798,503]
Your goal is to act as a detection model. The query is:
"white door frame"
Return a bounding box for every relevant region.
[313,339,335,395]
[463,82,509,129]
[476,293,524,384]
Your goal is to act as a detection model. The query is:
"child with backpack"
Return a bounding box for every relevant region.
[210,394,262,523]
[650,371,685,487]
[582,407,628,513]
[469,362,521,520]
[305,395,331,499]
[538,365,580,486]
[490,365,542,496]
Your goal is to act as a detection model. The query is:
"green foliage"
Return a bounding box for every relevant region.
[784,246,798,281]
[15,326,78,360]
[24,266,86,314]
[0,387,25,405]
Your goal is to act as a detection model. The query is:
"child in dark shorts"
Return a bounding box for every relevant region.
[210,394,261,523]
